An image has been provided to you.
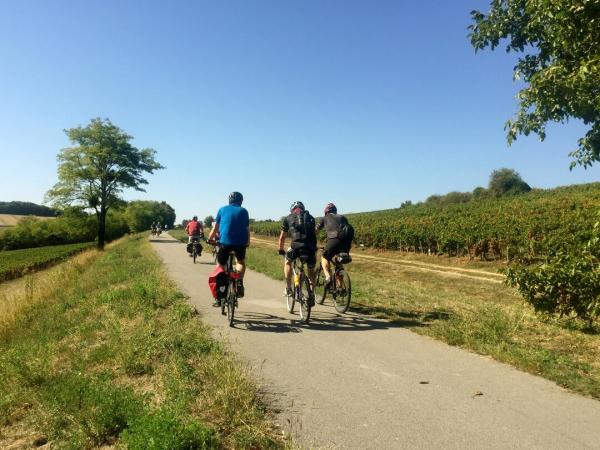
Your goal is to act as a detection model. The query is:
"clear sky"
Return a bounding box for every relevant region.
[0,0,597,221]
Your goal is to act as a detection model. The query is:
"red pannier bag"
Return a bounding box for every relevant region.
[208,266,228,300]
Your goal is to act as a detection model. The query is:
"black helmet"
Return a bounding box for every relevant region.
[229,191,243,205]
[324,203,337,215]
[290,201,305,212]
[192,216,198,221]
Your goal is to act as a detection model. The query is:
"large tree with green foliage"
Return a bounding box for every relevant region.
[470,1,600,168]
[46,118,163,249]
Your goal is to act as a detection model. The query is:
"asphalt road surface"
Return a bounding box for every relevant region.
[152,235,600,449]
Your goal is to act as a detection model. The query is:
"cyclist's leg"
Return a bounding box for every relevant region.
[283,248,295,293]
[305,249,317,289]
[233,246,247,277]
[306,253,317,306]
[321,239,339,282]
[216,245,229,270]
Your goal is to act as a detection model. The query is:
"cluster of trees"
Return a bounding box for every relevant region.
[0,200,176,251]
[0,208,127,250]
[125,201,176,232]
[421,168,531,207]
[0,201,56,217]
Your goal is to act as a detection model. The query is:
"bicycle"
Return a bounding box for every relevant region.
[209,240,240,327]
[315,251,352,313]
[280,250,313,324]
[190,236,203,264]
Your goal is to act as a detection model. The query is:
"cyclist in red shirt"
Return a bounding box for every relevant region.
[186,216,204,256]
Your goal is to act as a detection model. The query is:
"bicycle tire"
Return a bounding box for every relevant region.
[226,279,236,326]
[333,269,351,313]
[286,288,295,313]
[315,268,326,305]
[298,274,311,324]
[193,247,197,264]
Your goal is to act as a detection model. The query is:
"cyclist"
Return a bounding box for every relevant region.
[278,201,317,305]
[185,216,204,256]
[150,221,157,234]
[208,192,249,299]
[316,203,354,289]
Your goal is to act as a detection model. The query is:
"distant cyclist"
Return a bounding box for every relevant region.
[278,201,317,305]
[316,203,354,289]
[185,216,204,256]
[208,192,249,298]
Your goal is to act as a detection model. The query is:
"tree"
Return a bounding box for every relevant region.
[125,200,176,232]
[470,1,600,168]
[488,168,531,196]
[46,118,163,249]
[203,215,214,228]
[472,186,488,199]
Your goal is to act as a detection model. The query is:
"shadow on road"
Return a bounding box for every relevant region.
[149,238,181,244]
[233,305,422,333]
[351,304,453,328]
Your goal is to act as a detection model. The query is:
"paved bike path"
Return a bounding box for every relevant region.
[152,235,600,449]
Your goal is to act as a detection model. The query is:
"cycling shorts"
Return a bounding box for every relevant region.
[321,238,351,261]
[285,247,317,269]
[217,245,246,266]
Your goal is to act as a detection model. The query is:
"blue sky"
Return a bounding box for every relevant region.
[0,0,597,221]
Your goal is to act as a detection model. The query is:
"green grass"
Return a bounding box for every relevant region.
[0,235,284,449]
[245,242,600,399]
[0,242,94,282]
[168,228,188,243]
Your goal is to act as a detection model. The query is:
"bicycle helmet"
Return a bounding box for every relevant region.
[290,201,305,212]
[192,216,198,221]
[229,191,243,205]
[324,203,337,215]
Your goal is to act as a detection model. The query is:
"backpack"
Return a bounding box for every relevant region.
[338,216,355,243]
[290,211,315,243]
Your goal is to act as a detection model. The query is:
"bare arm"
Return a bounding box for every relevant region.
[208,222,220,241]
[278,230,286,251]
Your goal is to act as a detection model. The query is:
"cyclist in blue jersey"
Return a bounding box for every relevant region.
[208,191,250,298]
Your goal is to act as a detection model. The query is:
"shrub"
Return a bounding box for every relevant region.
[506,213,600,327]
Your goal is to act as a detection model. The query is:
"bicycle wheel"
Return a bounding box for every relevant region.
[298,274,311,324]
[333,270,351,313]
[286,286,295,313]
[226,279,236,326]
[315,267,326,305]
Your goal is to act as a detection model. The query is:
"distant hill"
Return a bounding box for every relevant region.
[0,201,56,217]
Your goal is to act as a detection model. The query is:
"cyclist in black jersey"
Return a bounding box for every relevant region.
[316,203,353,289]
[278,201,317,305]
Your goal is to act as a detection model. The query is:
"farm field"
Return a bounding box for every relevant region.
[251,182,600,261]
[0,242,94,282]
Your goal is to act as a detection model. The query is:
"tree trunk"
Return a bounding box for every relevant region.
[98,205,107,250]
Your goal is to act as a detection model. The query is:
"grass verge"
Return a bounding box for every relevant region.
[245,241,600,399]
[0,242,94,283]
[0,234,284,449]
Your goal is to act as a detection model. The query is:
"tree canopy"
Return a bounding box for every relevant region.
[488,168,531,196]
[125,200,176,232]
[46,118,163,248]
[470,1,600,168]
